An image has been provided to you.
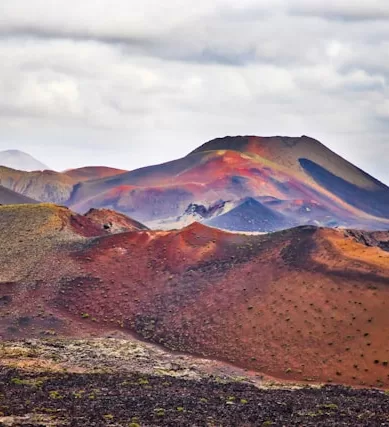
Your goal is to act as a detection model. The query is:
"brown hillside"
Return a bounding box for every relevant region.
[0,204,147,284]
[63,166,127,182]
[0,167,75,204]
[0,166,127,205]
[1,205,389,388]
[84,208,149,233]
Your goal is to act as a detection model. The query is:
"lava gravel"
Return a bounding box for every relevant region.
[0,368,388,426]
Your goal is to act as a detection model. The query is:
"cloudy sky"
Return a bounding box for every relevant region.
[0,0,388,182]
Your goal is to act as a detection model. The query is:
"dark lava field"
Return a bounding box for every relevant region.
[0,368,388,426]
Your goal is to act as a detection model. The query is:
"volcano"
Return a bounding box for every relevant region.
[1,204,389,389]
[1,136,389,233]
[66,135,389,231]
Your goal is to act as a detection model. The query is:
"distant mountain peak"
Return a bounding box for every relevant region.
[0,149,49,171]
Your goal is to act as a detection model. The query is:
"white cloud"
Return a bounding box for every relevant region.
[0,0,388,184]
[290,0,389,21]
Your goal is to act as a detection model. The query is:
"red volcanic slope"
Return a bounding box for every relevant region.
[191,135,376,190]
[1,205,389,388]
[68,149,315,220]
[67,136,389,231]
[84,208,149,233]
[71,183,207,223]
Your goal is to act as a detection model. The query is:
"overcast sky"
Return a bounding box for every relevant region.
[0,1,388,183]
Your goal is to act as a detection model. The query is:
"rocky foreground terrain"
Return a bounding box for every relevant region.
[1,203,389,425]
[0,339,388,426]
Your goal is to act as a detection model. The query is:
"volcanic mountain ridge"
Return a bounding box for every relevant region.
[66,135,389,231]
[2,135,389,233]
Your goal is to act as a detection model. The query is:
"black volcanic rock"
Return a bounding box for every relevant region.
[180,200,229,220]
[345,229,389,252]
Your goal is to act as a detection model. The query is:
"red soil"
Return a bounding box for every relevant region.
[59,225,389,388]
[1,205,388,389]
[84,208,149,232]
